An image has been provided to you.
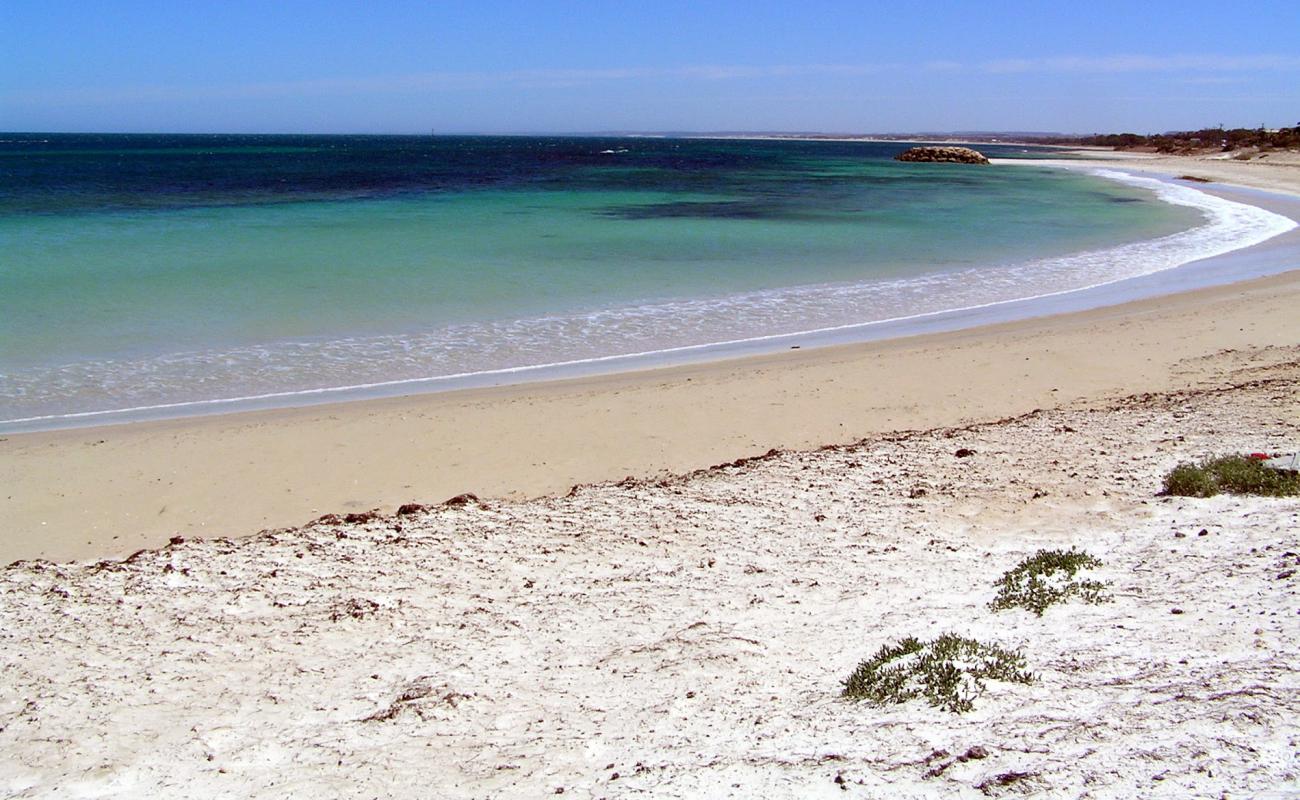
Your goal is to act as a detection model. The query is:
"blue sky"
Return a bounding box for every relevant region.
[3,0,1298,134]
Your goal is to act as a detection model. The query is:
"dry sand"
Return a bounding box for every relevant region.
[3,152,1300,564]
[1053,148,1300,197]
[2,348,1297,798]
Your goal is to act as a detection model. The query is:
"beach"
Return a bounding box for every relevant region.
[2,302,1297,797]
[2,152,1299,797]
[2,154,1300,564]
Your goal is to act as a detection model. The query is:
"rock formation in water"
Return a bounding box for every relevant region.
[894,146,990,164]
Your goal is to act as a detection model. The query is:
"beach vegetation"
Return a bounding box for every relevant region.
[842,634,1033,713]
[1162,456,1300,498]
[990,548,1110,616]
[1007,125,1300,154]
[1074,125,1300,153]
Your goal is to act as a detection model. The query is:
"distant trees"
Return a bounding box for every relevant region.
[1035,125,1300,153]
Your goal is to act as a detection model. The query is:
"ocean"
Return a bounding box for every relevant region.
[0,134,1290,430]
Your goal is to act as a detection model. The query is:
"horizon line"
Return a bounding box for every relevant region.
[0,126,1244,138]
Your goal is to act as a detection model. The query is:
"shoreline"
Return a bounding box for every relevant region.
[3,155,1300,563]
[3,160,1296,436]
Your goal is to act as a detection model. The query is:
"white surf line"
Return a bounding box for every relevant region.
[4,169,1295,431]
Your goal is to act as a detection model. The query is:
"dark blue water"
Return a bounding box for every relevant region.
[0,133,1062,215]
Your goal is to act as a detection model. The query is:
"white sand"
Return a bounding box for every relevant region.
[2,346,1297,798]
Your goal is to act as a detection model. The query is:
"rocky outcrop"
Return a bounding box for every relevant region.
[895,146,990,164]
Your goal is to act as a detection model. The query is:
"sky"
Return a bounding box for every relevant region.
[2,0,1298,135]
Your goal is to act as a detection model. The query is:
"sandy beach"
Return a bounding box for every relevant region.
[1054,148,1300,196]
[2,323,1297,798]
[1,151,1299,797]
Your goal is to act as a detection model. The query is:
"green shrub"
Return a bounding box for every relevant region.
[990,548,1111,616]
[1162,456,1300,498]
[842,634,1033,713]
[1163,462,1220,497]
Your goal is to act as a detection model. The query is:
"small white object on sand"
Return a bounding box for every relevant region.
[1263,452,1299,472]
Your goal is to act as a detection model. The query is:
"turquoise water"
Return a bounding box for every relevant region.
[0,135,1227,426]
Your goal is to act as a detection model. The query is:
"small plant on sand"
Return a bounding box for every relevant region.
[1162,456,1300,498]
[841,634,1033,713]
[990,548,1111,616]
